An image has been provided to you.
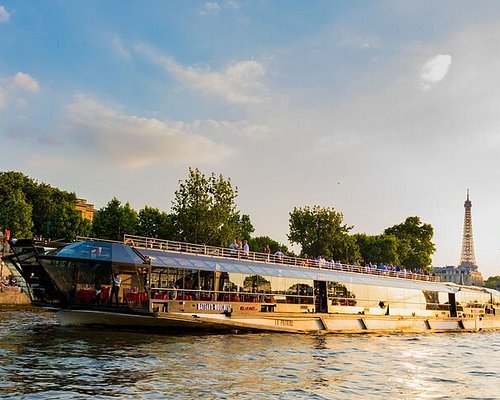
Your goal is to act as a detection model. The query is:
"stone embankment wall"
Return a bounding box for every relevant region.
[0,287,31,305]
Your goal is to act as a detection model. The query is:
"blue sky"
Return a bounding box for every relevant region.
[1,1,500,278]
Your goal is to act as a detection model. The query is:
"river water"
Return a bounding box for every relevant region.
[0,310,498,400]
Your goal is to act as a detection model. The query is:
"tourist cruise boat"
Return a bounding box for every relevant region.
[7,235,500,333]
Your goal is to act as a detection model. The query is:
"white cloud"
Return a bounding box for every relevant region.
[195,118,275,139]
[0,5,10,22]
[226,1,239,10]
[0,72,39,110]
[112,34,131,60]
[0,88,6,109]
[12,72,40,92]
[421,54,452,90]
[137,46,271,106]
[199,1,239,15]
[65,94,233,168]
[199,2,221,15]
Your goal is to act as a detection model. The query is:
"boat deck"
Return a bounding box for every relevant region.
[117,234,438,283]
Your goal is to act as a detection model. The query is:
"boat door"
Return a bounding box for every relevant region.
[448,293,458,317]
[314,281,328,313]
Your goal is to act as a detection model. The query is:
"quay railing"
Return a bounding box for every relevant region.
[122,234,439,283]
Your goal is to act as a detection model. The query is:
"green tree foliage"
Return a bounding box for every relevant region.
[138,206,174,239]
[249,236,288,254]
[48,202,91,241]
[484,276,499,290]
[353,233,400,265]
[0,171,87,240]
[384,216,435,270]
[93,198,138,241]
[171,168,250,246]
[288,205,359,262]
[236,214,255,242]
[0,189,33,238]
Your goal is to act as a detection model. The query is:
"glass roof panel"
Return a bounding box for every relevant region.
[52,241,144,265]
[133,247,457,293]
[55,241,112,261]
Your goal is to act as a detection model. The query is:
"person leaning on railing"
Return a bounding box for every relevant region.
[274,249,284,263]
[229,239,239,257]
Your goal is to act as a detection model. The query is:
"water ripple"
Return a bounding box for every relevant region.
[0,311,499,399]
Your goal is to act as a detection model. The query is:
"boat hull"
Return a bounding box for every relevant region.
[57,309,500,334]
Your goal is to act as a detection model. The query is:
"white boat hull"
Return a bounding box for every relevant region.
[57,309,500,334]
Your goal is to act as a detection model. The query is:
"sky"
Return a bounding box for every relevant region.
[1,1,500,278]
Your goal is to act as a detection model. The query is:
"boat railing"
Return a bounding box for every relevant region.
[122,234,439,283]
[76,236,123,244]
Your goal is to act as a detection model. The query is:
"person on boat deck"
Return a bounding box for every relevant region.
[229,239,239,257]
[263,245,271,262]
[242,240,250,258]
[274,249,284,263]
[110,273,122,305]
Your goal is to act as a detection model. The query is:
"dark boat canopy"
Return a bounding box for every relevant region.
[49,241,144,265]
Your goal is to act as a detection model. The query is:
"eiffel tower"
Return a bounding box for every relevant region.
[459,189,476,267]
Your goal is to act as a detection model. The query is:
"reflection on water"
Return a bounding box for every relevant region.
[0,311,499,399]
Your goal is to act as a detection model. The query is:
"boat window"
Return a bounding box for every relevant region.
[40,258,76,301]
[327,281,358,306]
[77,261,111,289]
[456,289,490,308]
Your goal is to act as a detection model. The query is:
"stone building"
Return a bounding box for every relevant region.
[75,198,95,222]
[433,265,484,286]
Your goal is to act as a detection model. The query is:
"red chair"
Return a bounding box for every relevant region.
[84,289,96,303]
[76,289,85,303]
[100,286,110,302]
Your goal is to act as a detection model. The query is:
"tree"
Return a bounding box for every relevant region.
[0,189,33,238]
[0,172,34,237]
[48,202,91,241]
[236,214,254,242]
[288,205,359,262]
[484,276,500,290]
[92,198,138,241]
[25,182,76,237]
[0,170,81,238]
[353,233,400,265]
[249,236,288,254]
[171,168,248,246]
[384,216,435,270]
[138,206,174,239]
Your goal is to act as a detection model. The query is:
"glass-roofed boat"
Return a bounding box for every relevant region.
[7,235,500,333]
